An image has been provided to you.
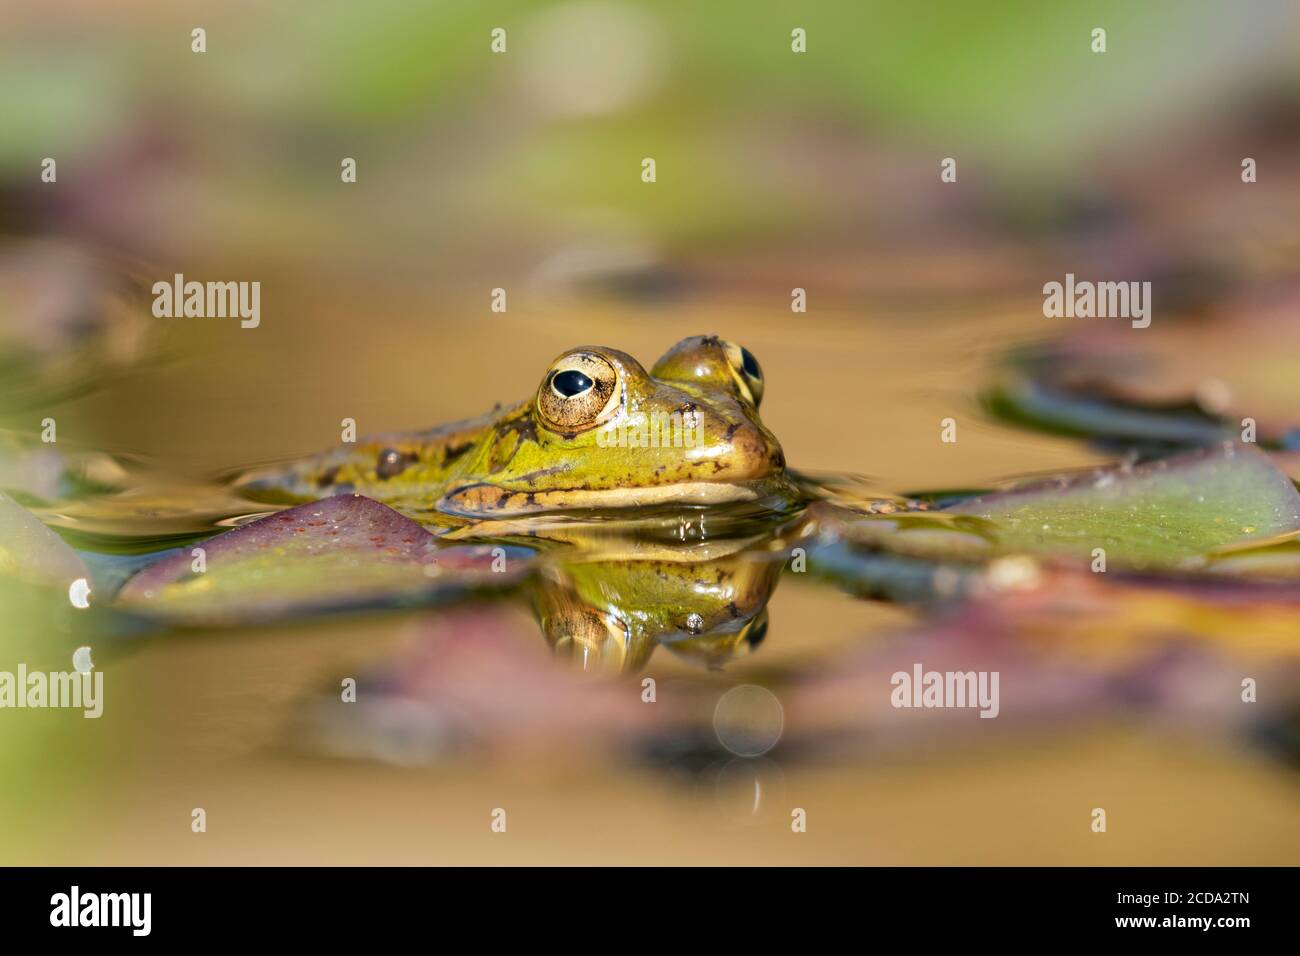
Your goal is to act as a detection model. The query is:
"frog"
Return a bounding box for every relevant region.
[529,530,785,672]
[234,335,799,522]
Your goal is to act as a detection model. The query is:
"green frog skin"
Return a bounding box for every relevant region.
[531,532,782,672]
[234,336,798,520]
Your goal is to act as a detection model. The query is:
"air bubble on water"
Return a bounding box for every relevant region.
[713,684,784,757]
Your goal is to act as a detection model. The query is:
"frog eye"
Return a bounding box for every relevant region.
[722,341,764,407]
[537,352,621,431]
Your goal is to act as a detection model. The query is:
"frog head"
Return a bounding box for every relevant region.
[439,336,793,516]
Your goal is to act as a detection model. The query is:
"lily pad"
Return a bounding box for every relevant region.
[1199,530,1300,580]
[0,489,89,592]
[782,565,1300,761]
[947,443,1300,568]
[988,284,1300,448]
[116,494,533,625]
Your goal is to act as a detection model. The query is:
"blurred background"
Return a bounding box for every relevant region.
[1,1,1298,864]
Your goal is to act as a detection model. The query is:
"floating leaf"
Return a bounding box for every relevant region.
[116,494,532,625]
[0,489,88,592]
[988,284,1300,447]
[947,443,1300,568]
[781,566,1300,760]
[1199,530,1300,580]
[986,372,1231,447]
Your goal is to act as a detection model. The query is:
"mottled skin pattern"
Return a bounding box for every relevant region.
[234,336,798,519]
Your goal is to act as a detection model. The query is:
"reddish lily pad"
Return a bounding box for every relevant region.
[116,494,532,625]
[782,566,1300,759]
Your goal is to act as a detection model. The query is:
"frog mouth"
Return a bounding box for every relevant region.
[437,479,769,517]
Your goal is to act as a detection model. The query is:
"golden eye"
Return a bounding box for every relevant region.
[536,351,621,431]
[722,341,764,407]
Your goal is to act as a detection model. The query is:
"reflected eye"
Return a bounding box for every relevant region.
[723,341,765,406]
[537,352,621,431]
[743,609,769,651]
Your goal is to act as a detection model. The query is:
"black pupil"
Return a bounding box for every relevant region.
[553,369,593,397]
[740,347,761,379]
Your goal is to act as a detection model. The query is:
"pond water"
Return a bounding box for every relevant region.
[5,266,1296,865]
[6,0,1300,863]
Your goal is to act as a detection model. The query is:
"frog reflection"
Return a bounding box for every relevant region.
[528,539,782,672]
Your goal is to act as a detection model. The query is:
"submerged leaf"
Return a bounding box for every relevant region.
[116,494,532,625]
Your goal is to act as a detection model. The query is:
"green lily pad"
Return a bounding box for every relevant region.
[948,443,1300,568]
[0,489,89,592]
[116,494,533,625]
[1199,530,1300,580]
